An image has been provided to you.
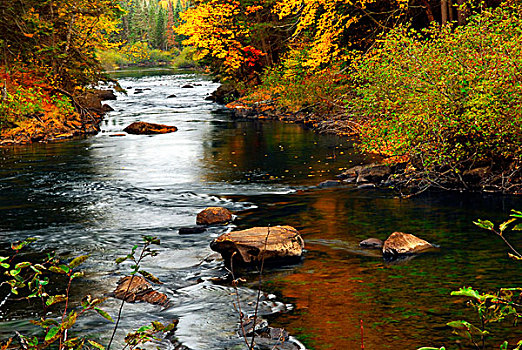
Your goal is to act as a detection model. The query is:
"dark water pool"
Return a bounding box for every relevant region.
[0,69,520,349]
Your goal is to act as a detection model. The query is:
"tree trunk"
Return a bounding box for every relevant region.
[441,0,448,25]
[448,0,454,22]
[420,0,435,23]
[457,0,466,25]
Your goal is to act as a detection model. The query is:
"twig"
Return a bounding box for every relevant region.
[227,252,250,348]
[249,226,271,349]
[107,244,150,350]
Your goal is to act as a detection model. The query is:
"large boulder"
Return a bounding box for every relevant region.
[196,207,233,225]
[95,89,117,101]
[382,232,437,257]
[113,276,168,306]
[210,226,304,266]
[123,121,178,135]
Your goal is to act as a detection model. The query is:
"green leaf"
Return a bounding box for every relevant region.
[164,323,177,332]
[44,326,60,343]
[61,311,77,330]
[513,223,522,231]
[0,256,9,262]
[139,270,163,284]
[15,261,31,269]
[0,263,9,269]
[510,209,522,218]
[49,266,66,274]
[115,257,127,264]
[499,218,516,233]
[46,295,67,306]
[136,325,153,333]
[451,287,482,301]
[87,340,106,350]
[11,242,24,251]
[71,272,84,280]
[447,320,489,336]
[59,265,70,274]
[152,321,164,331]
[94,307,114,322]
[9,268,21,276]
[500,341,508,350]
[69,255,89,269]
[473,219,494,230]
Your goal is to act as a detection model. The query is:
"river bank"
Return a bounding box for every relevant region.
[225,96,522,196]
[0,71,520,349]
[0,89,115,146]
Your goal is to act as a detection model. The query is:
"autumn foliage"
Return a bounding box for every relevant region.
[0,0,121,139]
[352,3,522,173]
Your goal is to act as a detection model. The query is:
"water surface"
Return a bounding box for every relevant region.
[0,69,521,349]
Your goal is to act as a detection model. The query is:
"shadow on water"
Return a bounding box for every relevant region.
[0,69,521,349]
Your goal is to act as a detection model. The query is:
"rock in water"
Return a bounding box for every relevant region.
[382,232,436,256]
[123,121,178,135]
[317,180,342,188]
[113,276,169,306]
[196,207,232,225]
[210,226,304,266]
[359,238,383,249]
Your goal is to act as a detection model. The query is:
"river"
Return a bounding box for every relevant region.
[0,69,521,349]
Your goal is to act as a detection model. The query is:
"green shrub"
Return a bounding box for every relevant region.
[171,46,198,69]
[351,3,522,170]
[97,49,131,71]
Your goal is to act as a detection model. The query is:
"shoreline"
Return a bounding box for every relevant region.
[0,89,115,146]
[225,97,522,196]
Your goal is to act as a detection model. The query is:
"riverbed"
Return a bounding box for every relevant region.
[0,69,521,349]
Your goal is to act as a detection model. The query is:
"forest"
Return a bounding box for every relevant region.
[0,0,521,349]
[1,0,521,193]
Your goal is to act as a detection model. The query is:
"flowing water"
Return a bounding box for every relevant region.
[0,69,521,349]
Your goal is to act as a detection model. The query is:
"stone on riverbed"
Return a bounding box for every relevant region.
[359,238,383,249]
[210,226,304,266]
[123,121,178,135]
[113,276,169,306]
[338,163,391,184]
[382,232,437,257]
[196,207,233,225]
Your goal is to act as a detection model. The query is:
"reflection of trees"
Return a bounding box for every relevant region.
[237,190,522,349]
[0,140,97,232]
[200,119,362,184]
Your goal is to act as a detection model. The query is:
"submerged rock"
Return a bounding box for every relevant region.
[123,121,178,135]
[196,207,233,225]
[382,232,437,257]
[210,226,304,266]
[317,180,342,188]
[113,276,169,306]
[179,226,206,235]
[359,238,383,249]
[239,317,303,350]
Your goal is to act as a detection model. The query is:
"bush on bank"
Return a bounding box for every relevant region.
[351,3,522,175]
